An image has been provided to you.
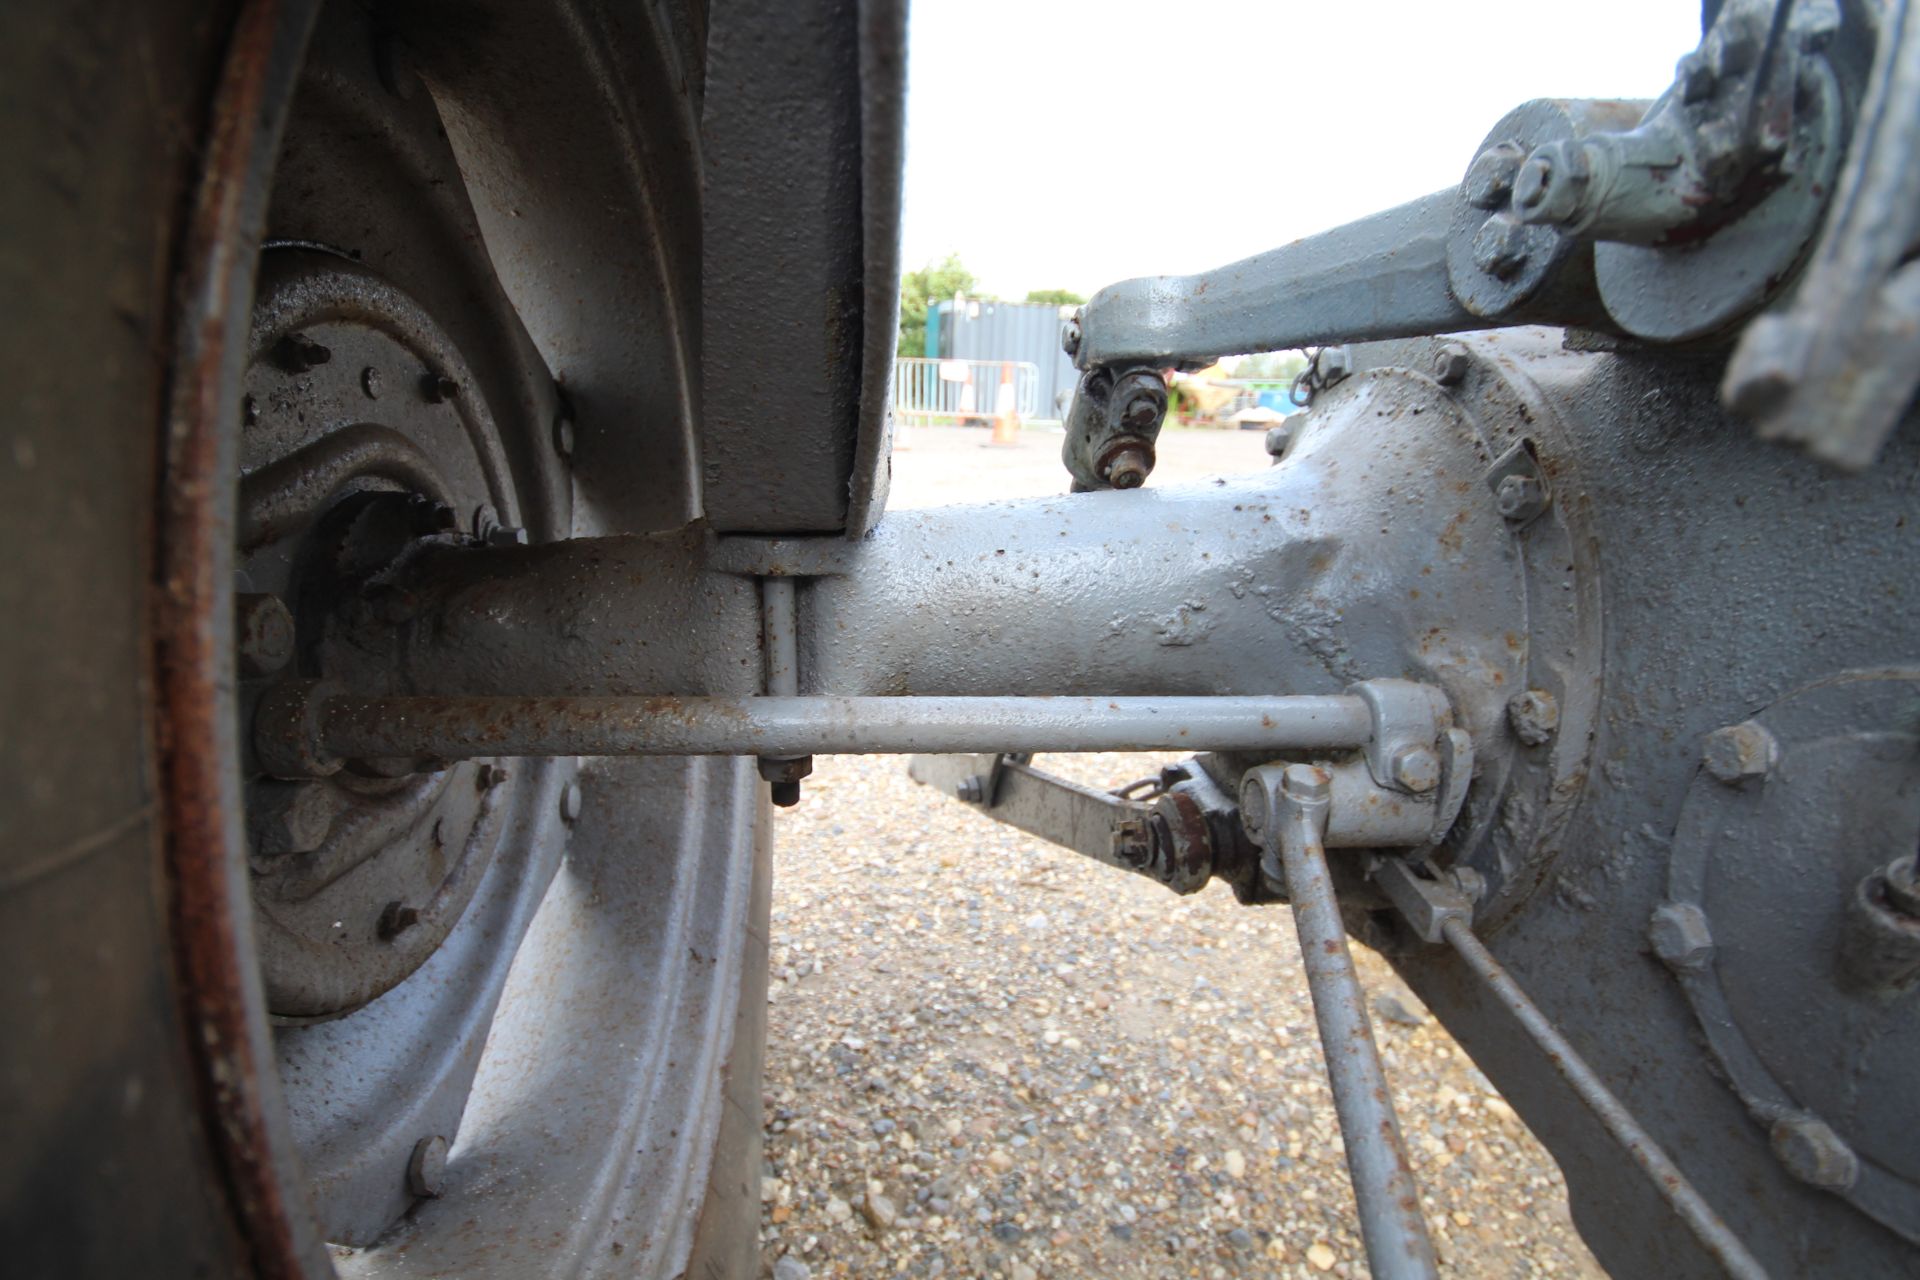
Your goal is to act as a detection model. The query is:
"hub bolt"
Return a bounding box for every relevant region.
[1702,720,1777,785]
[1769,1115,1857,1191]
[1506,689,1559,746]
[1648,901,1714,971]
[408,1135,449,1198]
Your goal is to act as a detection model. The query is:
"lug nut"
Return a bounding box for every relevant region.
[1431,344,1471,388]
[235,593,295,678]
[1472,216,1531,280]
[1702,720,1777,785]
[408,1135,449,1198]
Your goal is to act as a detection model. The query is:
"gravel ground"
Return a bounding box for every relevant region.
[754,431,1606,1279]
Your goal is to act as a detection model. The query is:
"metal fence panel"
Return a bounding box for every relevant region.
[932,300,1078,421]
[892,357,1040,423]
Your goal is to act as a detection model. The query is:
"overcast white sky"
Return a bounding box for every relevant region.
[900,0,1703,299]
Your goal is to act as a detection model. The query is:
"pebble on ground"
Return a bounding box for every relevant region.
[757,753,1606,1279]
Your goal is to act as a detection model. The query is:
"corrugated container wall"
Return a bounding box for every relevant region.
[931,299,1079,421]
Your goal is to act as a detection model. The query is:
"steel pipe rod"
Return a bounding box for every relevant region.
[1440,918,1769,1280]
[1269,765,1440,1280]
[304,693,1373,764]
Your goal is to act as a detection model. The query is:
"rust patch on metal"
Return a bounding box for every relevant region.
[151,2,320,1276]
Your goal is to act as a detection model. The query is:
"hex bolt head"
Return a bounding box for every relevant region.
[1103,447,1152,490]
[1462,142,1524,209]
[421,372,459,403]
[1471,216,1531,280]
[1495,473,1548,522]
[770,780,802,807]
[360,366,382,399]
[1506,689,1560,747]
[408,1135,449,1198]
[1388,745,1441,794]
[1317,346,1354,383]
[955,775,986,804]
[1431,344,1471,388]
[1648,901,1714,971]
[1280,763,1333,804]
[235,593,296,678]
[1702,720,1778,785]
[1263,421,1296,459]
[1062,316,1082,357]
[559,779,584,823]
[553,415,576,460]
[1769,1115,1857,1190]
[1119,393,1161,432]
[485,525,530,548]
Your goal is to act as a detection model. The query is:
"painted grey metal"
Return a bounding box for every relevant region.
[299,693,1375,764]
[1073,190,1481,371]
[934,298,1080,419]
[1244,764,1439,1280]
[1439,919,1768,1280]
[757,576,810,803]
[699,0,904,534]
[907,753,1155,876]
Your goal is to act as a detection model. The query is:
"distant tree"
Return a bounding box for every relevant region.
[1233,351,1310,382]
[897,254,979,358]
[1022,288,1086,307]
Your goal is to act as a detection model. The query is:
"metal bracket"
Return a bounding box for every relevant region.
[1351,677,1453,795]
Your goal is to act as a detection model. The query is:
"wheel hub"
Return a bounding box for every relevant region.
[238,247,523,1018]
